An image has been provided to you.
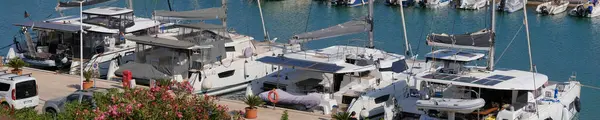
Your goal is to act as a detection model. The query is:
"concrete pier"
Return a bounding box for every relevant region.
[10,67,330,119]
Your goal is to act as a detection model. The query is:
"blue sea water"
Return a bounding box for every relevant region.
[0,0,598,119]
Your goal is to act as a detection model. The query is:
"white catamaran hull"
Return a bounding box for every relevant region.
[569,4,600,17]
[536,1,569,15]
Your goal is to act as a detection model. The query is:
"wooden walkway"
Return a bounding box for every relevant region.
[12,67,330,120]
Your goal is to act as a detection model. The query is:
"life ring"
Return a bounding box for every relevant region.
[574,97,581,112]
[268,89,279,103]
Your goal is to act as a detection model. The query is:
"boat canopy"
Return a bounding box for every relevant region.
[13,22,89,32]
[125,36,213,50]
[256,56,375,73]
[82,6,133,16]
[426,29,492,51]
[114,62,171,80]
[174,22,225,30]
[417,69,548,90]
[424,49,486,62]
[290,17,371,44]
[154,8,226,20]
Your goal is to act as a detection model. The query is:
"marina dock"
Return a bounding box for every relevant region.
[13,67,330,120]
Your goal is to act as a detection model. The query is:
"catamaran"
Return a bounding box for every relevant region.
[536,0,570,15]
[377,0,582,119]
[7,0,160,78]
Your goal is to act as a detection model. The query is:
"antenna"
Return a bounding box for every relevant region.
[222,0,228,29]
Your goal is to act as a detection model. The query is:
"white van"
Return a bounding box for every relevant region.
[0,71,39,109]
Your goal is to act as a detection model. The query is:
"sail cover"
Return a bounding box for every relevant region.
[57,0,115,9]
[154,8,226,20]
[426,29,492,51]
[290,17,371,44]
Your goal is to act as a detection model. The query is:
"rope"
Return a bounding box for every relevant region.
[581,83,600,90]
[0,43,16,50]
[494,24,524,66]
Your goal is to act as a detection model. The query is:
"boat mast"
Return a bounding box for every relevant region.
[257,0,269,41]
[127,0,133,10]
[523,1,533,72]
[167,0,173,11]
[368,0,374,48]
[222,0,228,28]
[488,0,497,71]
[400,2,411,57]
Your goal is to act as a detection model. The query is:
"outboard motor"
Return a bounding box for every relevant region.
[498,0,506,11]
[419,0,428,7]
[540,6,550,15]
[576,5,586,16]
[588,6,594,14]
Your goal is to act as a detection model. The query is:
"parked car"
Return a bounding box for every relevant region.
[0,71,39,109]
[42,88,108,117]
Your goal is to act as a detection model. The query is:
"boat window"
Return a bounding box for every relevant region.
[218,70,235,78]
[568,101,574,110]
[374,95,390,104]
[379,59,408,73]
[0,83,9,91]
[225,46,236,52]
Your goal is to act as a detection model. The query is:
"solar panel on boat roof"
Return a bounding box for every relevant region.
[433,74,449,79]
[440,75,459,80]
[456,77,478,83]
[456,52,477,57]
[256,56,286,65]
[422,74,435,79]
[308,63,343,73]
[473,79,491,84]
[486,75,515,81]
[483,80,502,86]
[284,59,316,68]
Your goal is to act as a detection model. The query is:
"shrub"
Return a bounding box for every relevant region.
[280,110,289,120]
[6,58,28,70]
[243,95,265,109]
[0,81,230,120]
[331,112,351,120]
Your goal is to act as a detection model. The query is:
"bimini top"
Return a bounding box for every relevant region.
[417,69,548,90]
[58,0,114,8]
[290,17,371,44]
[14,22,90,32]
[82,6,133,16]
[424,49,485,62]
[426,29,492,51]
[125,36,213,50]
[256,45,403,73]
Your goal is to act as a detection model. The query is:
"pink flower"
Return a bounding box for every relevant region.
[136,103,143,108]
[126,104,133,114]
[177,112,183,118]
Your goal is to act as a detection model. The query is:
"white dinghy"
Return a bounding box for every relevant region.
[416,98,486,114]
[536,0,569,15]
[458,0,488,10]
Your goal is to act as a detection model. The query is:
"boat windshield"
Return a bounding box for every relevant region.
[83,12,135,29]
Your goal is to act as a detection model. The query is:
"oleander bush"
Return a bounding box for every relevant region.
[0,81,230,120]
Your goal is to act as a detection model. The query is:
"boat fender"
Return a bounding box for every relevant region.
[574,97,581,112]
[268,89,279,103]
[588,6,594,14]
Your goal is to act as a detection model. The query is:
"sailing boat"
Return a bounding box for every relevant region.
[536,0,570,15]
[390,0,582,119]
[386,0,416,6]
[8,0,160,78]
[418,0,452,8]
